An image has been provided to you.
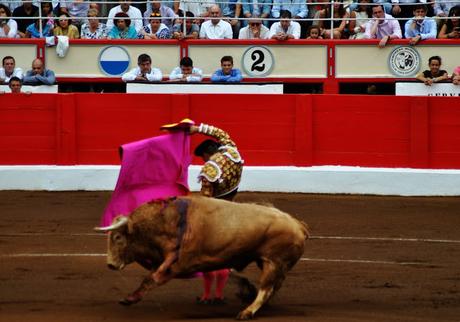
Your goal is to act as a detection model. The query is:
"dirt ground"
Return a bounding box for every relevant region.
[1,191,460,322]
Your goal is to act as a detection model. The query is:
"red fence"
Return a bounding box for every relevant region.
[1,93,459,168]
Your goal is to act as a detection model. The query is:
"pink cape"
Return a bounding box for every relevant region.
[101,131,191,227]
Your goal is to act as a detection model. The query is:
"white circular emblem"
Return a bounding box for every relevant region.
[242,46,274,77]
[98,46,131,76]
[388,46,421,77]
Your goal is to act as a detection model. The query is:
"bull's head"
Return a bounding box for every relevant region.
[94,216,135,270]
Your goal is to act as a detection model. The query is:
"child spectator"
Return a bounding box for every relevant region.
[8,76,22,93]
[306,25,322,39]
[349,0,373,39]
[0,4,18,38]
[80,8,108,39]
[108,12,138,39]
[169,56,203,82]
[172,11,199,40]
[415,56,449,86]
[54,13,79,38]
[438,5,460,39]
[211,55,243,83]
[139,12,171,39]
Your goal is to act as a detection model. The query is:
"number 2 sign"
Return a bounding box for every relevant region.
[242,46,274,77]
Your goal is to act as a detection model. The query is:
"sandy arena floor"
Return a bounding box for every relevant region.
[1,191,459,322]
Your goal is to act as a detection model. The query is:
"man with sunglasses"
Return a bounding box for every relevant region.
[238,15,269,39]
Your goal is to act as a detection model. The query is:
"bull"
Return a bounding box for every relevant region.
[95,196,309,320]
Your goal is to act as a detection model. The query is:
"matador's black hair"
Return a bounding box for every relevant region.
[194,139,221,157]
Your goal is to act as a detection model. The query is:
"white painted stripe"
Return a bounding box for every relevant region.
[310,235,460,244]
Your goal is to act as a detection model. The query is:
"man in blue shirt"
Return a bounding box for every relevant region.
[23,58,56,85]
[210,56,243,83]
[404,4,437,45]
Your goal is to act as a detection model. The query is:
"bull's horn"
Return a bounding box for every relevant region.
[93,216,129,232]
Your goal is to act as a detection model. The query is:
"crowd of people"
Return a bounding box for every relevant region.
[0,0,459,42]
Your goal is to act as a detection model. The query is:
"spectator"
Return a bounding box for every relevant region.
[269,9,301,40]
[143,0,176,30]
[107,0,143,33]
[23,58,56,85]
[349,0,373,39]
[271,0,308,21]
[0,56,23,84]
[349,0,395,15]
[238,16,270,39]
[108,12,138,39]
[8,76,22,93]
[210,56,243,83]
[404,4,437,45]
[171,10,199,39]
[12,1,38,37]
[434,0,460,19]
[80,8,108,39]
[438,5,460,38]
[452,65,460,85]
[392,0,433,33]
[121,53,162,82]
[139,12,171,39]
[53,13,79,38]
[25,15,54,38]
[306,24,322,39]
[59,0,90,28]
[0,4,18,38]
[176,0,215,19]
[168,56,203,82]
[241,0,271,27]
[220,0,242,39]
[318,0,349,39]
[40,1,56,26]
[364,4,402,47]
[415,56,449,86]
[199,5,233,39]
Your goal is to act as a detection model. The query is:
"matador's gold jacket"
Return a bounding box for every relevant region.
[197,124,243,199]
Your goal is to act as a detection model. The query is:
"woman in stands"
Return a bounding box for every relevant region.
[139,12,171,39]
[349,0,372,39]
[108,12,137,39]
[25,14,54,38]
[80,8,108,39]
[318,0,350,39]
[0,4,19,38]
[438,5,460,39]
[54,12,80,38]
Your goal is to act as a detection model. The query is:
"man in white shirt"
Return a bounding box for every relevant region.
[107,0,144,33]
[121,54,162,82]
[199,5,233,39]
[269,10,301,40]
[0,56,23,84]
[168,56,203,82]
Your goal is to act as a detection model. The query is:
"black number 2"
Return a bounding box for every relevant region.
[251,50,265,72]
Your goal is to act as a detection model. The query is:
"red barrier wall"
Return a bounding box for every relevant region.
[1,93,460,168]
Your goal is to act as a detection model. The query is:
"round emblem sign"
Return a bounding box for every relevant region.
[98,46,130,76]
[388,46,421,77]
[242,46,274,77]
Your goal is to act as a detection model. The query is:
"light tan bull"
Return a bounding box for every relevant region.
[95,196,309,320]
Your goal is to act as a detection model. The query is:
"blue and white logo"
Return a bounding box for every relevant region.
[98,46,130,76]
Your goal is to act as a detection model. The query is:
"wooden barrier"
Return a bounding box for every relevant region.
[1,93,459,169]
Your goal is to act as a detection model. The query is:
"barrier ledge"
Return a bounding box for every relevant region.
[1,165,460,196]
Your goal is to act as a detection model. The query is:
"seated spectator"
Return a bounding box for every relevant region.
[415,56,449,86]
[23,58,56,85]
[452,65,460,85]
[220,0,242,39]
[80,8,108,39]
[438,5,460,38]
[121,53,162,82]
[0,56,23,84]
[172,11,199,39]
[238,16,270,39]
[0,4,18,38]
[241,0,271,27]
[349,0,373,39]
[169,56,203,82]
[108,12,138,39]
[25,15,54,38]
[306,24,322,39]
[404,4,437,45]
[8,76,22,93]
[40,1,56,26]
[60,0,90,28]
[392,0,431,33]
[210,55,243,83]
[12,1,38,38]
[349,0,394,15]
[272,0,308,36]
[53,13,79,38]
[318,0,349,39]
[199,5,233,39]
[364,4,402,47]
[434,0,460,19]
[107,0,143,33]
[176,0,215,20]
[139,12,171,39]
[143,0,176,30]
[269,10,301,40]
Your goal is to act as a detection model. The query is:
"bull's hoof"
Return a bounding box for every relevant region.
[119,295,141,306]
[236,310,254,320]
